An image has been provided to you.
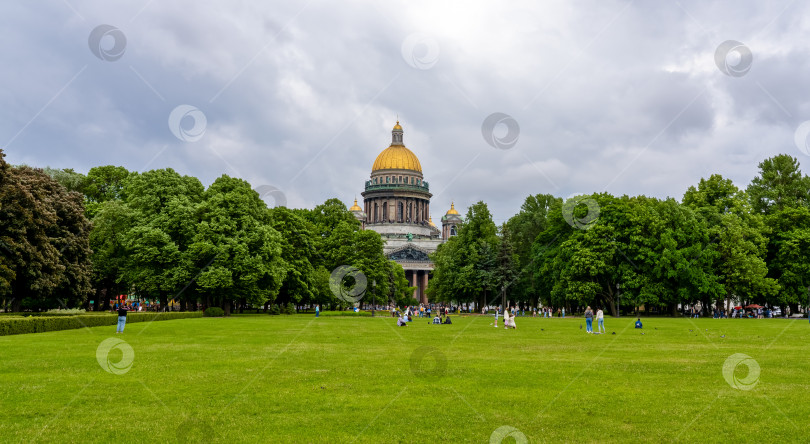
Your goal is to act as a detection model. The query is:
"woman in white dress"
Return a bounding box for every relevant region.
[505,307,517,329]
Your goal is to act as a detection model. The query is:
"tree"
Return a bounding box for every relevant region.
[89,200,135,310]
[0,154,92,311]
[495,227,518,308]
[683,174,777,313]
[539,194,713,316]
[429,201,500,308]
[306,198,361,238]
[120,169,204,310]
[43,167,86,194]
[503,194,561,305]
[83,165,131,218]
[269,207,319,307]
[747,155,810,312]
[189,175,287,315]
[747,155,810,215]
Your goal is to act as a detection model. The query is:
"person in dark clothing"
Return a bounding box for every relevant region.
[116,306,128,333]
[635,318,642,329]
[443,316,452,324]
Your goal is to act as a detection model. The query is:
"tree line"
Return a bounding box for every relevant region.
[0,149,413,313]
[428,154,810,317]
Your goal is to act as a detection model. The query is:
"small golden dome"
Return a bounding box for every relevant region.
[429,216,436,227]
[349,198,362,212]
[393,120,402,131]
[371,145,422,172]
[446,202,459,215]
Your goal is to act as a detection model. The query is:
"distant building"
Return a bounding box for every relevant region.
[350,122,459,304]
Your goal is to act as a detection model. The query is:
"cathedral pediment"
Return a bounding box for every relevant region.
[388,244,431,262]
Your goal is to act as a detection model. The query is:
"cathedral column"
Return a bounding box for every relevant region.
[410,270,418,301]
[421,271,429,305]
[415,270,422,302]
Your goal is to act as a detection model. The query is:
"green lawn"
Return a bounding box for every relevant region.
[0,314,807,443]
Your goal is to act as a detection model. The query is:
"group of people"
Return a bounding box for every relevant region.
[583,306,605,334]
[393,304,456,319]
[493,307,518,329]
[730,307,774,318]
[534,307,564,318]
[396,310,453,326]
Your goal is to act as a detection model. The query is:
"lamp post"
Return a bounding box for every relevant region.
[616,283,620,317]
[371,280,376,318]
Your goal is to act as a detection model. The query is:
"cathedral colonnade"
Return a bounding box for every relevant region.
[405,269,430,305]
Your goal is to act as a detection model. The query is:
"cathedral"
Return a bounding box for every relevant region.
[349,121,461,304]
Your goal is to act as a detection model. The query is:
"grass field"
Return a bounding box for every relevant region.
[0,314,807,443]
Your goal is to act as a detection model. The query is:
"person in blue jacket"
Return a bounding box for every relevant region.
[635,318,642,329]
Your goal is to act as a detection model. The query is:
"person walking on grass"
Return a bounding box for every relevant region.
[596,307,605,333]
[584,306,594,333]
[116,304,128,333]
[493,307,499,328]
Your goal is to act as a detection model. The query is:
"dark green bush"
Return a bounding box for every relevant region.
[203,307,225,317]
[283,303,296,315]
[0,312,108,317]
[268,304,281,315]
[0,311,203,336]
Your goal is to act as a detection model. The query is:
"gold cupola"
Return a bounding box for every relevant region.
[371,121,422,173]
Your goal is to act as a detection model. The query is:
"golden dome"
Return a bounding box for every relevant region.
[371,121,422,173]
[349,198,362,212]
[446,202,459,215]
[429,216,437,227]
[372,146,422,172]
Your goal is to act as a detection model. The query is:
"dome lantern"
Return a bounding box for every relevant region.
[392,121,403,145]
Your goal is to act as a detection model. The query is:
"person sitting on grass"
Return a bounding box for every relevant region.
[505,308,516,329]
[635,318,642,329]
[432,314,442,324]
[443,316,452,324]
[397,315,408,327]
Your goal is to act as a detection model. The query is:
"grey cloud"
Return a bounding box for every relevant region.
[1,0,809,221]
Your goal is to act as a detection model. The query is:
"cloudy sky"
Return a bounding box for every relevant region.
[2,0,810,222]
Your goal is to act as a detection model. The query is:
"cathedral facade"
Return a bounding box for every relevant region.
[349,122,460,304]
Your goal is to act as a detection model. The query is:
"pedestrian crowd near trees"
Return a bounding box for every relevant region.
[0,149,413,314]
